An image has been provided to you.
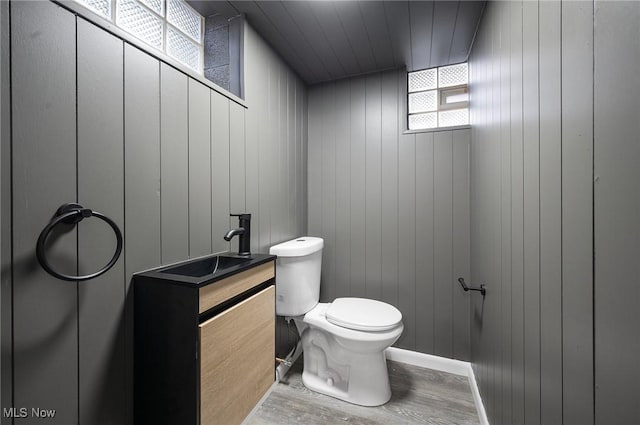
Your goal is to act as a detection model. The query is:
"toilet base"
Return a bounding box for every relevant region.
[299,326,394,407]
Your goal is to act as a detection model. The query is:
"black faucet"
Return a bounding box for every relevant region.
[224,213,251,257]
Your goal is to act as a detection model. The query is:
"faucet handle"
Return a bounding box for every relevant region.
[230,213,251,220]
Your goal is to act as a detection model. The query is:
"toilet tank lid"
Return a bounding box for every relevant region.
[326,298,402,331]
[269,237,324,257]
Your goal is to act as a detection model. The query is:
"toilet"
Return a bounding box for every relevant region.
[269,237,403,407]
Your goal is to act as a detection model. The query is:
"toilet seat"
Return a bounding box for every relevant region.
[326,298,402,332]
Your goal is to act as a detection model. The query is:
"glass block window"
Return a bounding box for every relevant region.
[140,0,163,15]
[438,63,469,88]
[408,63,469,130]
[74,0,112,18]
[439,108,469,127]
[409,112,438,130]
[408,90,437,114]
[167,0,202,42]
[167,26,200,71]
[73,0,204,74]
[408,68,437,92]
[117,0,164,50]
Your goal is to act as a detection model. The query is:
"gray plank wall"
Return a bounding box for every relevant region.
[469,2,591,424]
[0,0,9,412]
[243,23,308,356]
[4,2,307,424]
[307,69,471,359]
[593,2,640,425]
[469,2,639,425]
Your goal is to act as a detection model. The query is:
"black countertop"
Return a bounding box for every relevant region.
[134,252,276,288]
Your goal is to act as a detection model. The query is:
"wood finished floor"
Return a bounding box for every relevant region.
[245,359,480,425]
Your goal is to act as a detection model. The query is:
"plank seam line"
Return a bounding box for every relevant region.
[559,2,564,420]
[537,2,542,422]
[7,0,16,411]
[75,14,80,424]
[590,1,596,421]
[158,63,162,264]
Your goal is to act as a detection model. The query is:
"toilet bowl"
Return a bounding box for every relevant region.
[270,237,404,407]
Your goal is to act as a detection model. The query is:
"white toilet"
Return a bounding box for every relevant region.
[270,237,403,407]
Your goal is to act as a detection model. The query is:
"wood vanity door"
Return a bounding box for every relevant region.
[199,286,275,425]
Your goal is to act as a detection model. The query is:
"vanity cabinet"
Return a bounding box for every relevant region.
[134,255,276,425]
[200,286,274,425]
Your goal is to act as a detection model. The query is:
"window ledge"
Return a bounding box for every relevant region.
[403,125,471,135]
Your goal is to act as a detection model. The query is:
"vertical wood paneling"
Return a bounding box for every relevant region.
[593,3,640,425]
[490,14,501,413]
[77,18,125,425]
[258,43,274,249]
[268,60,281,245]
[509,2,525,424]
[307,89,322,238]
[278,63,288,243]
[160,64,189,264]
[211,93,231,253]
[229,102,246,214]
[349,77,366,299]
[334,79,351,299]
[561,2,594,425]
[287,73,296,238]
[498,3,512,422]
[229,100,245,253]
[297,79,307,239]
[473,15,490,403]
[397,130,416,349]
[469,19,484,404]
[0,0,11,411]
[244,80,260,254]
[469,1,620,424]
[453,129,471,361]
[380,70,399,308]
[243,23,308,355]
[321,81,336,302]
[11,3,77,422]
[397,66,416,349]
[124,45,161,278]
[364,73,382,301]
[6,16,307,422]
[522,3,541,424]
[415,132,434,354]
[302,85,309,237]
[538,2,562,424]
[488,15,500,416]
[434,131,454,358]
[124,46,160,425]
[308,68,470,356]
[188,79,212,257]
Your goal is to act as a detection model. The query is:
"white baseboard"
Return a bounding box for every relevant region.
[467,364,489,425]
[385,347,470,376]
[385,347,489,425]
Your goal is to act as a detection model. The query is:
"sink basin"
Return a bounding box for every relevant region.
[160,255,252,278]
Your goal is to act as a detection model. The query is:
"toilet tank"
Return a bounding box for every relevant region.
[269,237,323,316]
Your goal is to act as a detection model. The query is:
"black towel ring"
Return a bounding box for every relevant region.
[36,203,123,281]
